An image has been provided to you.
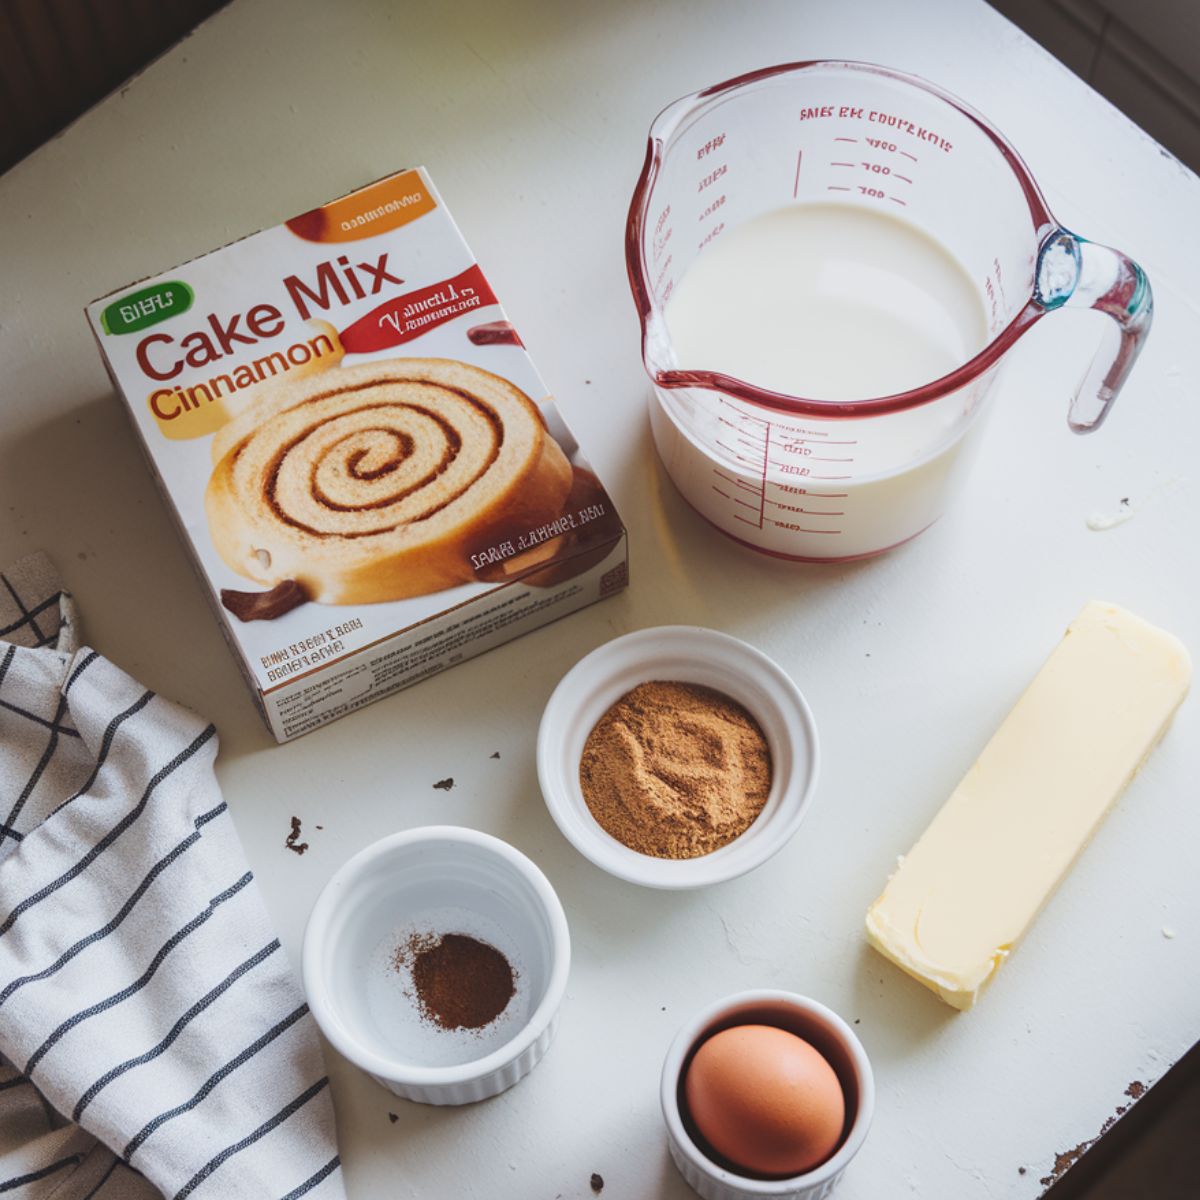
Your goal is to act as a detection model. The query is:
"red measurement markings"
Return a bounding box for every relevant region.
[862,162,891,175]
[768,494,844,510]
[834,136,857,143]
[780,436,856,446]
[769,500,846,516]
[653,274,674,306]
[716,401,771,432]
[793,149,803,199]
[770,456,852,472]
[696,133,726,160]
[828,185,851,192]
[893,174,913,184]
[864,138,897,152]
[858,187,884,198]
[759,423,770,526]
[831,161,855,168]
[698,194,725,222]
[993,256,1009,308]
[900,149,918,162]
[776,483,848,497]
[715,480,760,502]
[717,402,772,434]
[712,468,757,496]
[715,439,757,467]
[652,225,673,262]
[697,164,727,192]
[984,273,999,329]
[888,195,907,206]
[712,487,756,510]
[713,401,772,529]
[768,520,842,534]
[698,222,725,251]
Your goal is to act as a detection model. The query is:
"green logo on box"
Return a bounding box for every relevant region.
[101,281,194,335]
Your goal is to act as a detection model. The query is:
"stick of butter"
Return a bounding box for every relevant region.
[866,601,1191,1010]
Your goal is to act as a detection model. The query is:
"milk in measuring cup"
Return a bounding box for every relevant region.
[665,203,986,401]
[660,203,991,558]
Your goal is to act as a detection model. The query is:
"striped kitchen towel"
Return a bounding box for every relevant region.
[0,553,345,1200]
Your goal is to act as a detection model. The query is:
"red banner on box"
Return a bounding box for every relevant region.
[338,265,498,353]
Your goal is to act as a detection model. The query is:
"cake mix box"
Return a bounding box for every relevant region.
[86,168,628,741]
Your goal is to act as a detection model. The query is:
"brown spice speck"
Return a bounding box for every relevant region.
[433,777,454,791]
[285,816,308,856]
[590,1173,604,1194]
[387,1112,398,1124]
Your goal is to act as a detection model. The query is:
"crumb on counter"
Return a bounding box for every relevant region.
[285,816,308,856]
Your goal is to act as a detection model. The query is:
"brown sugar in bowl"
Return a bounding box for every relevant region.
[579,680,773,860]
[537,626,820,889]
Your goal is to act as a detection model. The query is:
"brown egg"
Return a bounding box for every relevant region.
[683,1024,846,1177]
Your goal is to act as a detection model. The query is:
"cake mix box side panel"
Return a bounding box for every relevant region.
[84,168,628,740]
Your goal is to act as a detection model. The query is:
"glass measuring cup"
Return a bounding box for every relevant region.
[626,61,1152,560]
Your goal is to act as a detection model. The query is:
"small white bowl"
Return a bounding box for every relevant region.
[537,626,819,888]
[661,991,875,1200]
[302,826,570,1105]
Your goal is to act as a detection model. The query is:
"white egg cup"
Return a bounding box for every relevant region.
[537,626,820,888]
[661,991,875,1200]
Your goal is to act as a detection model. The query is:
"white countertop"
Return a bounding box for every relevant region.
[2,0,1198,1196]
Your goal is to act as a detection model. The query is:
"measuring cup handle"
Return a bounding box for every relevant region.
[1034,228,1153,433]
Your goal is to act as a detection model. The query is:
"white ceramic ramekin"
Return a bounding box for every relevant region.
[302,826,570,1105]
[661,991,874,1200]
[537,626,819,888]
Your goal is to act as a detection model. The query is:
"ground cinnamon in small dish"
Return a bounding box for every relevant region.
[579,681,772,859]
[392,932,515,1031]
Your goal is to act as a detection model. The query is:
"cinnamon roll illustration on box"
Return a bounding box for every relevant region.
[205,358,574,605]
